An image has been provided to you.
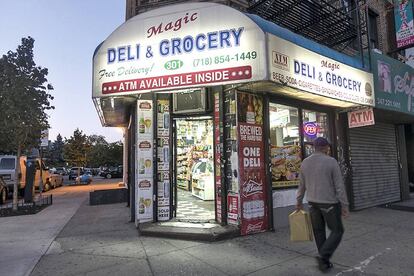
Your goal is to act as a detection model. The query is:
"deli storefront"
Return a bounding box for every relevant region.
[92,2,374,235]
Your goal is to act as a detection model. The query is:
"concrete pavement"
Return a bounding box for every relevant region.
[27,199,414,276]
[0,180,120,276]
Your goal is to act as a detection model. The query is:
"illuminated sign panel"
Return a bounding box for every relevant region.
[92,3,266,97]
[268,34,375,106]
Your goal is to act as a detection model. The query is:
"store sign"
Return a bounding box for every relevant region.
[93,3,266,97]
[347,108,375,128]
[268,34,374,106]
[136,100,154,223]
[372,51,414,115]
[394,0,414,48]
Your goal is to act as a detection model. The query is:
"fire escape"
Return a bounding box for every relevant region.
[248,0,370,68]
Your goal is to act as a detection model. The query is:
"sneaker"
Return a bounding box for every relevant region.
[316,257,333,273]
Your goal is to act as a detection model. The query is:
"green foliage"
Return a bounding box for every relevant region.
[63,129,91,167]
[49,134,65,166]
[86,135,122,167]
[0,37,54,153]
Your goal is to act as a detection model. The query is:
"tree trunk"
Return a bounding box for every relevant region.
[12,145,21,211]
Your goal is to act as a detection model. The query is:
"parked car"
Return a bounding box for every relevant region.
[55,167,67,175]
[99,166,123,179]
[75,173,92,185]
[0,176,8,204]
[68,167,84,180]
[0,155,63,193]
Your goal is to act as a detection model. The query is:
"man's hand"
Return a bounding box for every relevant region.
[296,202,303,211]
[341,207,349,218]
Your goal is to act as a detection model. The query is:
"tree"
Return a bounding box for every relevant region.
[85,135,123,168]
[0,37,54,209]
[49,134,65,166]
[106,141,123,166]
[86,135,108,168]
[63,129,91,169]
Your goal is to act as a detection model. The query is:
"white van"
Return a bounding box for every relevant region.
[0,155,63,194]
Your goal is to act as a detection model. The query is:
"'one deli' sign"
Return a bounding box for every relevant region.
[92,3,266,97]
[268,34,374,106]
[372,51,414,115]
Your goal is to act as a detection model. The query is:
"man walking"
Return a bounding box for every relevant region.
[296,137,349,272]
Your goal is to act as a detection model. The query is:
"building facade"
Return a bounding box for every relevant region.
[93,1,413,236]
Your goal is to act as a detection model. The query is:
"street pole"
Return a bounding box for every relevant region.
[39,147,43,199]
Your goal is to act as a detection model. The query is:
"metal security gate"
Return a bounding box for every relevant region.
[349,123,401,210]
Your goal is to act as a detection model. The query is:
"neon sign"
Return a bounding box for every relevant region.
[303,122,319,138]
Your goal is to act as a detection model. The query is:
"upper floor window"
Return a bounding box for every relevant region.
[368,9,379,49]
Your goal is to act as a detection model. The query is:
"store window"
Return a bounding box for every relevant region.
[269,104,331,189]
[368,9,379,50]
[269,103,301,189]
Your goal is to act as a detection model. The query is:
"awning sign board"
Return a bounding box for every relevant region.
[93,3,267,97]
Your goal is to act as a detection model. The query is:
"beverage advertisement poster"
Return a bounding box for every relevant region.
[137,179,153,219]
[394,0,414,48]
[137,100,154,222]
[214,91,222,222]
[237,92,268,235]
[157,99,170,221]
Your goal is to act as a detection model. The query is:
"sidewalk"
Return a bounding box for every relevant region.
[0,182,120,276]
[29,201,414,276]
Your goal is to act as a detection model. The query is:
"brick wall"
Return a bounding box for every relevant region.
[367,0,396,54]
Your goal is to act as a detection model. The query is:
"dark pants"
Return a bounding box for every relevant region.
[309,202,344,261]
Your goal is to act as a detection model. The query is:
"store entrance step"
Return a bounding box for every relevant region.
[138,220,240,241]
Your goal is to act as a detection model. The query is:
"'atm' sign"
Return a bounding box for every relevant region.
[348,108,375,128]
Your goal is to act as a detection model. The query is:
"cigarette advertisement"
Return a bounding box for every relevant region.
[136,100,154,222]
[237,92,268,235]
[224,90,240,225]
[157,99,170,221]
[214,91,222,223]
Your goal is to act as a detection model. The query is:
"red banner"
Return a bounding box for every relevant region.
[102,66,252,94]
[238,122,268,235]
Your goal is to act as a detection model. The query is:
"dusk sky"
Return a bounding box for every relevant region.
[0,0,125,142]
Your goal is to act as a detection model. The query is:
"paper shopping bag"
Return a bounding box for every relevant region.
[289,210,313,242]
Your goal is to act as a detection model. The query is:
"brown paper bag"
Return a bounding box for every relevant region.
[289,210,313,242]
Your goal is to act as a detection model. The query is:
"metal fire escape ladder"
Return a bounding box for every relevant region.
[248,0,369,68]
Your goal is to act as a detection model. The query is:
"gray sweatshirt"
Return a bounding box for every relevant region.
[297,152,349,207]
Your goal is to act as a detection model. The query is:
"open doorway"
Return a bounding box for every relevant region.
[173,117,215,221]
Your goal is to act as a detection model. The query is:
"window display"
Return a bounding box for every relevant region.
[269,103,301,188]
[269,103,331,189]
